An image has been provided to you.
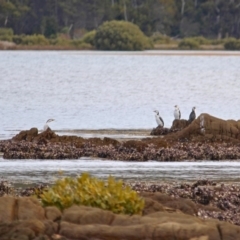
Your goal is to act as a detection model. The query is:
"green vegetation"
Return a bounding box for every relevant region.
[178,38,200,49]
[13,34,49,46]
[1,0,240,41]
[40,173,145,214]
[95,21,151,51]
[224,38,240,50]
[150,33,171,45]
[81,30,96,46]
[1,0,240,51]
[0,28,13,41]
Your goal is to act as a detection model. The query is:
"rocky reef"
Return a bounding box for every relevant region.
[1,179,240,239]
[0,113,240,161]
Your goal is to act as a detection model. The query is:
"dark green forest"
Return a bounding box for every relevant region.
[1,0,240,39]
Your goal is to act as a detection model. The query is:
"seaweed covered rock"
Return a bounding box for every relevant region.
[171,119,189,132]
[12,127,38,141]
[35,128,58,141]
[151,119,189,136]
[169,113,240,142]
[150,126,171,136]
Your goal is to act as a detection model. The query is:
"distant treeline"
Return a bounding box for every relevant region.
[0,0,240,39]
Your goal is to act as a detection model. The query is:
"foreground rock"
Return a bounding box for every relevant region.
[131,179,240,227]
[0,114,240,160]
[1,194,240,240]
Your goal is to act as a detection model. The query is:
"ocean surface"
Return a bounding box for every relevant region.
[1,50,240,139]
[1,50,240,185]
[1,158,240,186]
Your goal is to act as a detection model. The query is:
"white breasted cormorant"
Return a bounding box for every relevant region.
[189,107,196,123]
[43,119,55,131]
[174,105,181,120]
[154,110,164,127]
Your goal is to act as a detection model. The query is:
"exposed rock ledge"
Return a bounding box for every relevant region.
[0,113,240,160]
[1,193,240,240]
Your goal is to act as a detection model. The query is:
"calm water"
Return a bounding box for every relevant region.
[1,158,240,185]
[1,50,240,184]
[1,51,240,139]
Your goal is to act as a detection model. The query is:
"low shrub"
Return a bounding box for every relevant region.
[189,36,210,45]
[224,38,240,50]
[95,20,152,50]
[81,30,96,46]
[0,28,14,41]
[18,34,49,45]
[49,37,69,46]
[12,35,25,44]
[70,39,92,49]
[40,173,144,214]
[178,38,200,49]
[150,32,171,44]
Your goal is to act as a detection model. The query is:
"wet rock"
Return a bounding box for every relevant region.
[12,128,38,141]
[168,113,240,142]
[35,128,58,142]
[1,113,240,161]
[150,126,171,135]
[122,140,148,152]
[171,119,189,132]
[129,180,240,226]
[0,180,14,196]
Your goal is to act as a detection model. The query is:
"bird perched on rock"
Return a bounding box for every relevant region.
[153,110,164,127]
[189,107,196,123]
[174,105,181,120]
[43,119,55,131]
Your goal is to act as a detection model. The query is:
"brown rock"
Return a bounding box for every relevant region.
[0,220,45,239]
[141,192,198,216]
[142,197,165,215]
[190,237,209,240]
[150,126,171,136]
[102,137,119,147]
[43,220,58,236]
[142,138,168,148]
[60,221,151,240]
[36,128,58,141]
[218,221,240,239]
[62,205,115,225]
[152,222,219,240]
[45,206,62,222]
[146,211,202,224]
[122,140,148,151]
[167,113,240,142]
[59,219,223,240]
[0,196,16,222]
[111,215,142,226]
[18,197,45,221]
[12,128,38,141]
[171,119,189,131]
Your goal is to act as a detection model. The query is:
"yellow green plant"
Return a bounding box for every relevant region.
[40,173,144,215]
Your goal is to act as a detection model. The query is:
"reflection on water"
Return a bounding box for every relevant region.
[1,158,240,185]
[1,51,240,140]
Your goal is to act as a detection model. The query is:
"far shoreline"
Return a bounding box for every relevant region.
[1,47,240,56]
